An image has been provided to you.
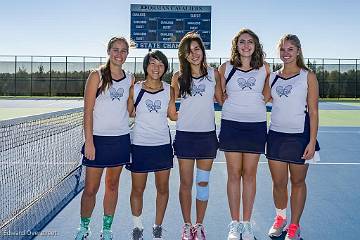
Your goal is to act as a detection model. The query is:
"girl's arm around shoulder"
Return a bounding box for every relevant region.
[218,62,228,103]
[130,73,136,85]
[218,62,227,92]
[171,70,180,99]
[167,86,178,121]
[214,68,224,105]
[263,62,272,103]
[128,75,139,117]
[127,84,135,117]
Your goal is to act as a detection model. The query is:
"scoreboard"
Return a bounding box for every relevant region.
[130,4,211,49]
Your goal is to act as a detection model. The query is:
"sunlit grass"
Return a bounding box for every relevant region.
[1,102,359,127]
[213,111,360,127]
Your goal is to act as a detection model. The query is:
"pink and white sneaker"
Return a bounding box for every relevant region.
[285,224,301,240]
[192,223,206,240]
[181,223,194,240]
[268,215,287,237]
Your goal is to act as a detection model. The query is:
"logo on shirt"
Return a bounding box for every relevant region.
[109,87,124,101]
[145,99,161,112]
[237,77,256,90]
[191,83,206,96]
[276,85,293,97]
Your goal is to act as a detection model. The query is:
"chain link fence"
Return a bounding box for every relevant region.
[0,55,359,98]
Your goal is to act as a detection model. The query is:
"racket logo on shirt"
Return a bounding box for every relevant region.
[276,85,293,97]
[145,99,161,112]
[109,87,124,101]
[191,83,206,96]
[237,77,256,90]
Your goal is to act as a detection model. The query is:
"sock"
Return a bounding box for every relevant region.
[103,215,114,231]
[276,208,287,219]
[80,217,91,230]
[153,224,162,229]
[133,215,143,229]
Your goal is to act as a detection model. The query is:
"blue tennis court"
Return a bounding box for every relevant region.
[40,103,359,240]
[1,100,359,240]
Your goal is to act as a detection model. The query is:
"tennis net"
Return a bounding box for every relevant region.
[0,108,84,239]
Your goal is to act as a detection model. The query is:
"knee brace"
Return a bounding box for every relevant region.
[196,168,210,201]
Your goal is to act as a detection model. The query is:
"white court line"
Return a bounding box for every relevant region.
[209,162,360,165]
[3,162,359,166]
[173,159,360,165]
[173,161,360,166]
[169,129,360,134]
[0,162,77,165]
[318,130,360,134]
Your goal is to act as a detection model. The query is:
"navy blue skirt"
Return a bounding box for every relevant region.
[266,114,320,164]
[173,130,218,160]
[126,144,174,173]
[219,119,267,154]
[82,134,131,168]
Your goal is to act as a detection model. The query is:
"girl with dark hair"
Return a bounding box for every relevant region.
[126,50,177,240]
[171,32,223,240]
[218,28,270,240]
[267,34,320,240]
[75,36,133,240]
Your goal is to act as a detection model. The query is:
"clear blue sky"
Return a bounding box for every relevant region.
[1,0,359,59]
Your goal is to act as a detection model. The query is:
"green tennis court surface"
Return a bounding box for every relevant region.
[1,100,360,126]
[0,99,83,120]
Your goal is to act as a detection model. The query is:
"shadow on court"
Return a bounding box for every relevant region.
[269,232,302,240]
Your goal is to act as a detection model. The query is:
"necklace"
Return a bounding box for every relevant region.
[143,81,163,90]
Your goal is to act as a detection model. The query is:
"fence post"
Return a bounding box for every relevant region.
[65,56,68,96]
[321,58,325,97]
[338,59,340,100]
[31,56,33,96]
[14,56,17,96]
[50,56,52,96]
[83,57,86,96]
[356,59,358,99]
